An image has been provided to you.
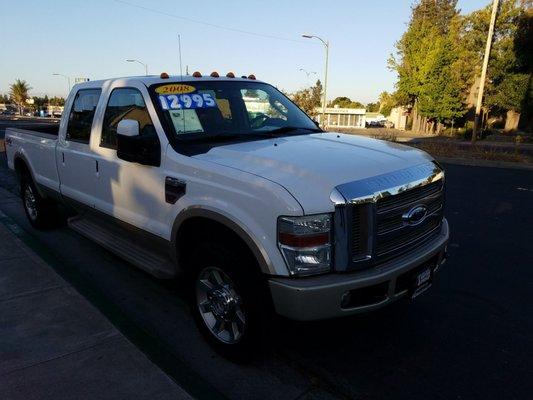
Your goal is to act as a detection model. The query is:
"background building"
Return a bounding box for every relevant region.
[315,106,366,128]
[388,107,409,130]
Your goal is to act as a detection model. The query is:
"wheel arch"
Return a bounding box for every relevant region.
[171,207,276,276]
[13,153,46,196]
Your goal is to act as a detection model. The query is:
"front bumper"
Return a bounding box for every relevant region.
[269,218,449,321]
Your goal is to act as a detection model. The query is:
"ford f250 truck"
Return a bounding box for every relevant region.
[5,73,449,356]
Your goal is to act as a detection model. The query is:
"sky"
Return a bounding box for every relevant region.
[0,0,490,103]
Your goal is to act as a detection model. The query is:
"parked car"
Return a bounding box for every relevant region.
[5,73,448,357]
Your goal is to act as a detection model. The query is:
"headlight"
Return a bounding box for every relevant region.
[277,214,332,276]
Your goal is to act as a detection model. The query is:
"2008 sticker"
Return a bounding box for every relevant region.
[155,84,196,95]
[158,93,216,110]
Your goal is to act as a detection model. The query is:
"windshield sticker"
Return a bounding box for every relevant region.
[158,93,217,110]
[169,109,204,134]
[155,84,196,95]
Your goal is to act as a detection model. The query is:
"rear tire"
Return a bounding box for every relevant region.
[188,240,271,362]
[20,176,58,229]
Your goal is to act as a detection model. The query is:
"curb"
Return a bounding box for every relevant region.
[0,209,227,400]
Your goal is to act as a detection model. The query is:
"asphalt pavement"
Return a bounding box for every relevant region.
[0,140,532,399]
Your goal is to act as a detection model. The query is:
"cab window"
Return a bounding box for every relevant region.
[101,88,155,149]
[241,89,288,127]
[66,89,101,144]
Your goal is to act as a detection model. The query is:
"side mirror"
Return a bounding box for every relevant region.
[116,119,160,167]
[117,119,140,137]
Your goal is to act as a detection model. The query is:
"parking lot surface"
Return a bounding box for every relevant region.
[0,128,531,399]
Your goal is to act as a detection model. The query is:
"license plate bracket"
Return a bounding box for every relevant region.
[410,265,433,299]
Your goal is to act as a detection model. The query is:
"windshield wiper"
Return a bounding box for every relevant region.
[263,126,322,135]
[183,127,321,143]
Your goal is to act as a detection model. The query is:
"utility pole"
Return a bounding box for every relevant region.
[178,34,183,76]
[302,34,329,128]
[472,0,499,143]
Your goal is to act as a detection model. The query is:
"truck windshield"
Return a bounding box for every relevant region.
[150,80,320,142]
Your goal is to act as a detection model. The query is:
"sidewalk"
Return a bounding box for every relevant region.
[0,202,191,399]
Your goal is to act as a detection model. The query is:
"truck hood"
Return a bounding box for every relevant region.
[193,132,434,213]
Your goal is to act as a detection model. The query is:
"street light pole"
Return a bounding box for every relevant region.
[472,0,499,143]
[302,34,329,128]
[52,73,71,94]
[126,59,148,76]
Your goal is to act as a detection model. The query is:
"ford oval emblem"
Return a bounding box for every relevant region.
[402,205,428,226]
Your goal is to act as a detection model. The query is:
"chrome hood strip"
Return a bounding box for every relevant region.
[331,161,444,205]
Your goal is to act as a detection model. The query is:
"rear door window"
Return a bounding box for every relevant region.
[66,89,101,144]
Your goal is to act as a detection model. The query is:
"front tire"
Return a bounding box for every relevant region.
[188,241,270,361]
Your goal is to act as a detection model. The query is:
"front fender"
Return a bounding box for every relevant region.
[171,206,277,275]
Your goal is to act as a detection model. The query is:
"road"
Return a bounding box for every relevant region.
[0,127,532,399]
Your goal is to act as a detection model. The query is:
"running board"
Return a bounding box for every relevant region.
[68,216,176,279]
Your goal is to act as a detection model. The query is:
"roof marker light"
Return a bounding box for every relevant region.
[248,74,256,80]
[210,71,220,77]
[226,72,235,78]
[192,71,202,78]
[241,75,247,79]
[160,72,169,79]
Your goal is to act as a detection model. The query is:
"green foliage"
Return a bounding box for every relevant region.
[291,80,323,116]
[479,1,532,114]
[9,79,32,114]
[378,91,396,117]
[389,0,531,130]
[48,96,65,106]
[488,73,529,111]
[366,102,380,112]
[328,96,364,109]
[389,0,465,123]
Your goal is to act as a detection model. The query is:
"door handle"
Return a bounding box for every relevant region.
[61,152,65,165]
[95,160,100,178]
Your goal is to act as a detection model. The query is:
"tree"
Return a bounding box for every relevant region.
[389,0,466,133]
[390,0,532,134]
[291,80,323,116]
[378,91,396,116]
[328,96,365,109]
[473,0,532,131]
[366,102,380,112]
[49,96,65,106]
[9,79,32,115]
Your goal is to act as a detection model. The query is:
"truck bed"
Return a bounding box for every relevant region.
[7,124,59,138]
[5,127,60,195]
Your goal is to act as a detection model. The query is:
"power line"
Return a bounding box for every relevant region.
[113,0,313,44]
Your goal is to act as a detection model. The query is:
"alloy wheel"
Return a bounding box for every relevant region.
[196,266,246,344]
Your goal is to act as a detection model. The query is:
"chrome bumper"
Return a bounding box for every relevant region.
[269,218,449,321]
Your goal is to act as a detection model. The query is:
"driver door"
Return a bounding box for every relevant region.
[91,84,174,239]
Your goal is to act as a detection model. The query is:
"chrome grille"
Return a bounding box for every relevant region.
[345,179,444,269]
[351,208,362,255]
[374,179,444,260]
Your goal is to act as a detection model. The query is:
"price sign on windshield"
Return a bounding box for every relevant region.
[158,93,217,110]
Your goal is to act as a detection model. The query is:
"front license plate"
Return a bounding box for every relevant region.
[411,267,432,299]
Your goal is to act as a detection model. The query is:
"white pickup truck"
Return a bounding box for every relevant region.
[5,73,448,356]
